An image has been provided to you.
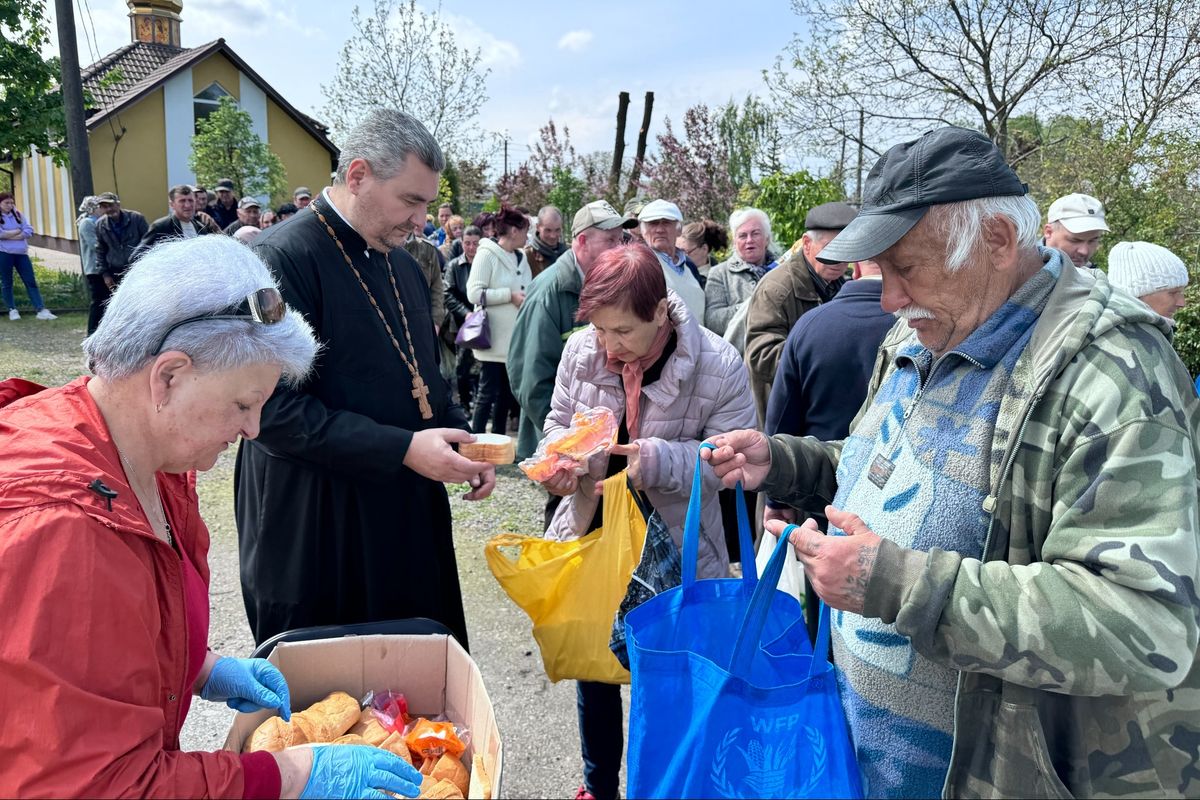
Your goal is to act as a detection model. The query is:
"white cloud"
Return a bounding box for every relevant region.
[440,10,522,74]
[556,30,593,52]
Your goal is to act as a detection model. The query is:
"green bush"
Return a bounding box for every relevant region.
[6,258,88,310]
[755,170,845,251]
[1172,275,1200,379]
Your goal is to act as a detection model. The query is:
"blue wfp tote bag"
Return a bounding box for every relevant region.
[625,443,862,799]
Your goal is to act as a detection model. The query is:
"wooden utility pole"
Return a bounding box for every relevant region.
[855,109,865,203]
[626,91,654,200]
[54,0,94,209]
[609,92,630,196]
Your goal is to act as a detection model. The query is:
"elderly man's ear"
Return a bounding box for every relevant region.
[982,215,1020,273]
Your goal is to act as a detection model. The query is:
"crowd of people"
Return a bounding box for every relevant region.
[0,107,1197,800]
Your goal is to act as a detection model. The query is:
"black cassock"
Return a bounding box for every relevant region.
[234,195,471,647]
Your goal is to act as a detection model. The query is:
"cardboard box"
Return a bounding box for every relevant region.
[223,634,502,798]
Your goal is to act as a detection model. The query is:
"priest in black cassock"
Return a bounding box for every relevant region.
[234,109,495,648]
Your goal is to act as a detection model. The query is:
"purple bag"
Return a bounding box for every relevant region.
[455,293,491,349]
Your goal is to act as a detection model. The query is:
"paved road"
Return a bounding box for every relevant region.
[182,455,625,799]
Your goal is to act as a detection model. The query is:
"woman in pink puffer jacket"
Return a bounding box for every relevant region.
[535,243,757,800]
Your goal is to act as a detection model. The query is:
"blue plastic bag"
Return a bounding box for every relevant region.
[625,443,862,799]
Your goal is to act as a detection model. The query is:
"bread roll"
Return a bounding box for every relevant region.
[469,754,493,800]
[459,433,514,465]
[348,707,392,747]
[245,715,310,752]
[244,691,360,752]
[421,778,465,799]
[379,730,413,764]
[330,733,370,745]
[430,754,469,796]
[294,691,361,742]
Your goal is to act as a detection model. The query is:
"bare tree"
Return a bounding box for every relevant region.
[766,0,1158,163]
[319,0,491,156]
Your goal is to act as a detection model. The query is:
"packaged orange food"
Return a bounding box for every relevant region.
[403,717,466,759]
[519,407,618,481]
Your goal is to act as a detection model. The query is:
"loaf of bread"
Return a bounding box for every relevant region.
[469,754,493,800]
[421,778,464,799]
[429,754,469,796]
[348,707,392,747]
[379,730,413,764]
[458,433,514,465]
[245,691,360,752]
[245,715,310,752]
[330,733,370,746]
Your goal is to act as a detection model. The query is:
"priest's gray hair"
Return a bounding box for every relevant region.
[334,108,446,184]
[928,195,1042,272]
[83,236,318,386]
[728,207,773,252]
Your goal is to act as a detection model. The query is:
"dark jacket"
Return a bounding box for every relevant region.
[136,214,211,259]
[764,278,895,508]
[744,249,837,423]
[95,210,149,278]
[206,202,239,230]
[506,249,588,459]
[443,253,473,327]
[523,236,568,279]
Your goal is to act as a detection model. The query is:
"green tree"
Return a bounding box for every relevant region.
[545,167,587,225]
[0,0,66,162]
[189,96,287,203]
[754,170,844,250]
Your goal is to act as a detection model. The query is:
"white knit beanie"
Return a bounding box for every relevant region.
[1107,241,1189,298]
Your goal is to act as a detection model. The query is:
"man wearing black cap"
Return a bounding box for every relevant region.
[206,178,239,229]
[743,200,857,423]
[704,126,1200,798]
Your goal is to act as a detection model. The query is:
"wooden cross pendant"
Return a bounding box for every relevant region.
[412,374,433,419]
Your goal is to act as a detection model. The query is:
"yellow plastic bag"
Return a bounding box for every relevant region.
[485,472,647,684]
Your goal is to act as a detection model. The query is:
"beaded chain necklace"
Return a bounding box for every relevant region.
[311,200,433,419]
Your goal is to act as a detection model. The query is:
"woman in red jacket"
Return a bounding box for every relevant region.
[0,236,420,799]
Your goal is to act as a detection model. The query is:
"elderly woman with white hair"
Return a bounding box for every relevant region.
[0,236,422,799]
[703,207,778,338]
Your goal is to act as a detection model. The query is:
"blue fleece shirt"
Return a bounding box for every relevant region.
[828,250,1065,798]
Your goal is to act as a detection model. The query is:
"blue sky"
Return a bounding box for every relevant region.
[46,0,802,176]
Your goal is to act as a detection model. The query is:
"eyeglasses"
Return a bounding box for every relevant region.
[681,244,707,261]
[153,287,286,354]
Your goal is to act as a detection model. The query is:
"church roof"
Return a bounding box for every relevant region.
[79,39,338,159]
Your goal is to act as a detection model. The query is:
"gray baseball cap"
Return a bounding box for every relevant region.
[818,126,1028,264]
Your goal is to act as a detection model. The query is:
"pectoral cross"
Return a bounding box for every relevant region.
[412,374,433,419]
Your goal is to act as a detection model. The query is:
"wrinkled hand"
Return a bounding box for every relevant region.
[403,428,492,484]
[762,505,797,528]
[463,464,495,501]
[700,429,772,491]
[300,745,421,800]
[541,464,580,497]
[770,504,881,615]
[199,657,291,720]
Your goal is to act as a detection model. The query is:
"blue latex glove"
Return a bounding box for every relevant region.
[199,657,292,720]
[301,744,422,799]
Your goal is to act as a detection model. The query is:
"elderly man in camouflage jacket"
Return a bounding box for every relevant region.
[705,127,1200,799]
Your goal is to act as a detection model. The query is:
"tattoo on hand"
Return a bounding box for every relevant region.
[845,544,879,606]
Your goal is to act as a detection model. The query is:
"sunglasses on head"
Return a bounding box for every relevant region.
[153,287,286,355]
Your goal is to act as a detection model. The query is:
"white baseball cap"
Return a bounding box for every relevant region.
[637,199,683,223]
[1047,193,1110,234]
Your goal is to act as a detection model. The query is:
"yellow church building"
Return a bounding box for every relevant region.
[11,0,339,251]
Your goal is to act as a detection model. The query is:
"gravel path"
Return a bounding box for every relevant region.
[4,313,624,799]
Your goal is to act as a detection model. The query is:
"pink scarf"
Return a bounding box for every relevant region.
[606,321,673,439]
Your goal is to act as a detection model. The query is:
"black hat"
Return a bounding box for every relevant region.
[215,178,236,191]
[818,126,1027,264]
[804,202,858,231]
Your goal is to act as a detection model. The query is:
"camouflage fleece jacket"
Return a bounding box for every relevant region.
[761,257,1200,798]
